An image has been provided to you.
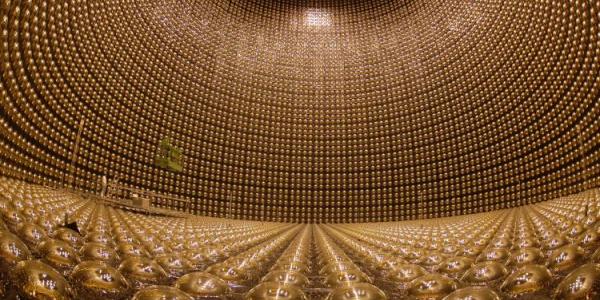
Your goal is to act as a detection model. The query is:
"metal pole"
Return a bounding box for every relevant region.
[65,119,85,189]
[227,190,233,219]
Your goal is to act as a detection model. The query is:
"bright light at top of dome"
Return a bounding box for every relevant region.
[305,9,331,26]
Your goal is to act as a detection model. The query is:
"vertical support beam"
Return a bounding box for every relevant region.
[227,190,233,219]
[64,119,85,189]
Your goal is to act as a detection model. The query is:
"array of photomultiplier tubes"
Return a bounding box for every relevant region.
[1,0,599,222]
[0,178,600,299]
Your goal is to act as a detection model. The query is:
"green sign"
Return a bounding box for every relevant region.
[155,137,183,172]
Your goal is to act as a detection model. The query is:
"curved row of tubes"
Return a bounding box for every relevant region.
[1,177,600,299]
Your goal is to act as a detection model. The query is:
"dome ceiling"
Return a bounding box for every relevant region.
[0,0,598,222]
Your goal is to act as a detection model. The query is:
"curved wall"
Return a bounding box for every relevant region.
[1,0,599,222]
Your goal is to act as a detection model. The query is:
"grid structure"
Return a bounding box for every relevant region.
[1,0,599,222]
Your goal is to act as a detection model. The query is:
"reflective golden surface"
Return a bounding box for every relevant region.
[15,222,48,251]
[553,264,600,300]
[9,260,74,300]
[576,229,600,252]
[80,242,120,266]
[438,257,474,279]
[477,248,509,263]
[131,285,194,300]
[118,257,169,288]
[246,282,308,300]
[407,274,458,300]
[1,208,24,232]
[441,287,501,300]
[0,230,32,270]
[0,179,599,300]
[500,264,552,298]
[461,261,508,287]
[320,263,358,276]
[1,0,597,224]
[325,270,372,288]
[69,261,131,300]
[261,271,310,288]
[183,250,212,270]
[155,254,195,279]
[548,245,586,275]
[207,264,249,286]
[388,264,429,283]
[508,248,545,268]
[117,243,150,259]
[85,232,114,246]
[271,261,310,274]
[37,239,81,276]
[326,283,387,300]
[174,272,231,299]
[52,228,82,249]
